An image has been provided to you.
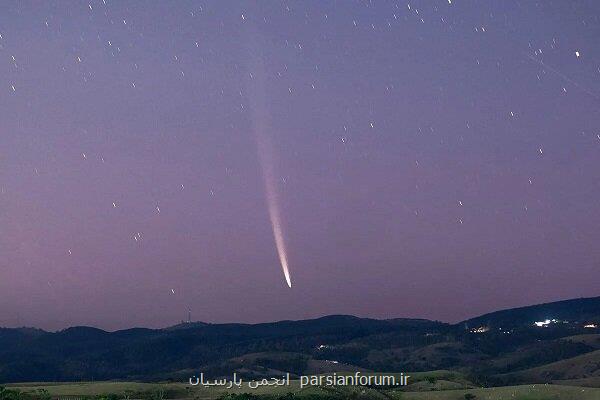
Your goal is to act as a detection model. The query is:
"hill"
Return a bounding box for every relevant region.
[1,297,600,386]
[0,316,444,383]
[461,296,600,330]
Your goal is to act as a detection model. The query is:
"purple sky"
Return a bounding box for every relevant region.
[1,1,600,331]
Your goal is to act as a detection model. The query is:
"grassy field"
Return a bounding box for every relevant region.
[7,378,600,400]
[394,385,600,400]
[5,371,450,397]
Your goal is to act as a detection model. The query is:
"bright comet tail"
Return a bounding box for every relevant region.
[258,141,293,288]
[246,38,293,288]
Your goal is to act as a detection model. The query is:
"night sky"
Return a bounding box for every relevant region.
[1,1,600,331]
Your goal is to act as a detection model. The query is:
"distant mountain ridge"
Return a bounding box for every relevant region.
[4,296,599,334]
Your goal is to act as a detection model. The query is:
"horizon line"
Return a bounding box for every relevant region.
[2,294,597,333]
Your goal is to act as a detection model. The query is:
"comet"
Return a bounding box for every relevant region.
[257,134,293,288]
[245,37,293,288]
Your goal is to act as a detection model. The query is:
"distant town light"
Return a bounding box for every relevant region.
[584,324,597,329]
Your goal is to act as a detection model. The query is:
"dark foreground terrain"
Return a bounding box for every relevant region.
[2,297,600,399]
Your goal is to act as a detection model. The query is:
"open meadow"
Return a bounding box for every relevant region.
[6,376,600,400]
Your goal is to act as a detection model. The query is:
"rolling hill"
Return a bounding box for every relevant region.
[1,296,599,386]
[462,296,600,329]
